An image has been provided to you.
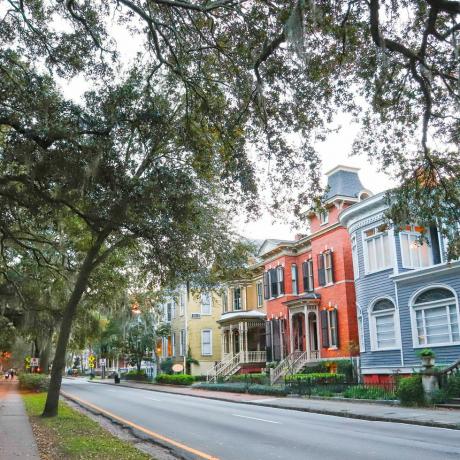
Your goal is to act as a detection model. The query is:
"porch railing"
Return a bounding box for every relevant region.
[270,350,310,385]
[246,351,266,363]
[206,351,243,383]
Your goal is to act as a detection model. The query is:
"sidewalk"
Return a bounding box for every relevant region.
[0,380,40,459]
[89,378,460,430]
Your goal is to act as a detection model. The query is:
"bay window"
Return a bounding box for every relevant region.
[400,225,432,269]
[412,287,459,346]
[364,224,393,274]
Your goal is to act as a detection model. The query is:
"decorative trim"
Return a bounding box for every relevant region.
[349,211,385,234]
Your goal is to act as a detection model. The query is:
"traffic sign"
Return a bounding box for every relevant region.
[30,357,40,367]
[88,355,96,368]
[99,358,106,367]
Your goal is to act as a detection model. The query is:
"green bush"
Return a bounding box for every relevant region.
[447,374,460,397]
[18,373,50,392]
[155,374,195,385]
[397,376,425,406]
[247,384,288,396]
[193,382,247,393]
[343,386,396,400]
[430,389,449,405]
[228,373,268,385]
[160,358,174,374]
[285,372,345,384]
[301,360,354,380]
[121,370,150,381]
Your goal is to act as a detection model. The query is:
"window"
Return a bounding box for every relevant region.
[318,251,334,286]
[357,307,365,352]
[400,225,432,269]
[269,269,278,297]
[256,282,263,307]
[222,290,229,313]
[201,292,212,315]
[364,224,393,274]
[351,235,359,279]
[319,210,328,225]
[179,292,185,316]
[277,266,285,295]
[412,288,459,346]
[370,298,398,350]
[180,329,186,356]
[201,329,212,356]
[302,259,314,292]
[263,272,270,299]
[166,303,172,322]
[291,264,298,295]
[233,287,242,310]
[320,309,338,348]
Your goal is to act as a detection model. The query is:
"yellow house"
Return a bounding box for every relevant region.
[157,286,222,376]
[207,264,266,381]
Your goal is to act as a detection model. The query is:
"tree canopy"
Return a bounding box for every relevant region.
[0,0,459,416]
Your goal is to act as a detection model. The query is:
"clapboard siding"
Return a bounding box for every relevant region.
[342,195,460,374]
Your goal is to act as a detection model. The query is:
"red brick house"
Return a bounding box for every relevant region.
[260,166,372,382]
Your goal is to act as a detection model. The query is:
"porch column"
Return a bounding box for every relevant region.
[289,310,293,355]
[221,329,225,360]
[244,322,248,363]
[229,325,234,357]
[304,305,310,359]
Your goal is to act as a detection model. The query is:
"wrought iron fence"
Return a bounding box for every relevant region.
[285,376,397,400]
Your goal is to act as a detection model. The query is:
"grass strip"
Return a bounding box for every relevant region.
[22,392,151,459]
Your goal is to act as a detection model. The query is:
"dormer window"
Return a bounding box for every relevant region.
[319,210,328,225]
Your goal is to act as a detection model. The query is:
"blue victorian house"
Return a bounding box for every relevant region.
[340,192,460,383]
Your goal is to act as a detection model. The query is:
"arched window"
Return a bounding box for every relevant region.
[370,298,398,350]
[412,287,459,346]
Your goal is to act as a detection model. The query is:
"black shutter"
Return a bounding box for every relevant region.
[272,319,280,360]
[331,309,339,348]
[329,251,335,283]
[263,272,269,299]
[320,310,329,348]
[270,269,278,297]
[318,253,326,286]
[278,267,285,295]
[265,321,272,362]
[302,262,308,292]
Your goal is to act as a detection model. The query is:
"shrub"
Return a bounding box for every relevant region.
[397,376,425,406]
[18,373,50,392]
[160,358,174,375]
[301,360,354,380]
[285,373,345,384]
[193,382,247,393]
[418,348,435,358]
[247,384,288,396]
[155,374,195,385]
[447,374,460,397]
[343,386,395,400]
[121,370,150,381]
[228,373,268,385]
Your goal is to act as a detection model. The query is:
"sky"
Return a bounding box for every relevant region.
[55,13,397,243]
[236,116,397,240]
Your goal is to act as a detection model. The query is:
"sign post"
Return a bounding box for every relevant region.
[30,357,40,373]
[99,358,106,379]
[88,354,96,378]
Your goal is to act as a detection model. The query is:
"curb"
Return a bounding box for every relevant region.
[88,380,460,431]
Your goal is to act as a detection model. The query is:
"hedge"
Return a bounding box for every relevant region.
[155,374,195,385]
[18,373,50,392]
[247,384,288,396]
[397,375,425,406]
[228,373,268,385]
[300,360,354,380]
[193,382,247,393]
[121,370,150,381]
[447,374,460,397]
[285,372,345,383]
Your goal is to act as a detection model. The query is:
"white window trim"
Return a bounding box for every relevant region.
[324,250,334,286]
[362,225,394,275]
[201,292,212,315]
[357,305,365,352]
[399,227,433,270]
[201,329,213,356]
[409,284,460,348]
[179,292,185,316]
[171,333,176,357]
[319,210,329,226]
[351,235,359,280]
[369,297,400,351]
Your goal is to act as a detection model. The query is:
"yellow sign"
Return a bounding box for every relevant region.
[88,355,96,368]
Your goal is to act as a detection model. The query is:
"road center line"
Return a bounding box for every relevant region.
[146,397,162,401]
[61,391,219,460]
[231,414,280,424]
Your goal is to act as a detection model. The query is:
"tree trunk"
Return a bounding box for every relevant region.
[39,338,52,375]
[42,234,107,417]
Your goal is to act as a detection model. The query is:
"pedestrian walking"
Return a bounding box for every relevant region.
[4,372,9,380]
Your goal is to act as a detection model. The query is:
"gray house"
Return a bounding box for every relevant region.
[340,192,460,382]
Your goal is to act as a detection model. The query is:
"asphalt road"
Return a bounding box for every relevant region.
[62,379,460,460]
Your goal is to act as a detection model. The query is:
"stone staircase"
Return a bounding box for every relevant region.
[436,397,460,410]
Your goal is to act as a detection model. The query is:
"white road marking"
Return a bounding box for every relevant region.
[105,389,117,392]
[232,414,280,424]
[146,397,162,401]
